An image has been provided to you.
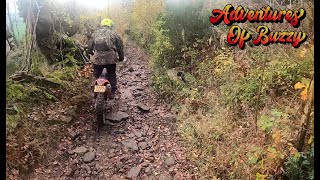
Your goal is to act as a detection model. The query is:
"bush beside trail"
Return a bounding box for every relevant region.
[111,0,314,179]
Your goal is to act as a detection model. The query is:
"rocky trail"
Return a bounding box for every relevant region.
[31,42,197,180]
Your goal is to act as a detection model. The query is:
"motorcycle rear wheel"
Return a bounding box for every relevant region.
[95,93,105,128]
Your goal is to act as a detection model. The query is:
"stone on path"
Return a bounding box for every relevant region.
[83,151,96,163]
[121,138,138,150]
[69,131,79,141]
[134,131,142,137]
[138,142,148,150]
[159,173,173,180]
[47,115,72,125]
[137,103,150,112]
[145,166,151,174]
[73,146,88,154]
[127,165,142,179]
[121,89,134,100]
[127,133,135,138]
[164,156,175,166]
[105,112,129,123]
[60,115,73,123]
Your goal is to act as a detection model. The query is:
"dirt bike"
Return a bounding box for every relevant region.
[92,68,111,128]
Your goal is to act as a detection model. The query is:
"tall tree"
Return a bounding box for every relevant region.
[6,2,19,46]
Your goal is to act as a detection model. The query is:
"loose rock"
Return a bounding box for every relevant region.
[138,142,148,150]
[105,112,129,123]
[164,156,175,166]
[145,166,151,174]
[135,131,142,137]
[127,133,135,138]
[73,146,88,154]
[83,151,96,163]
[127,165,141,179]
[159,173,173,180]
[137,103,150,112]
[69,131,79,141]
[121,138,138,150]
[60,115,73,123]
[121,89,134,100]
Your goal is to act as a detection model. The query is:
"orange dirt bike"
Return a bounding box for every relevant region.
[92,68,111,128]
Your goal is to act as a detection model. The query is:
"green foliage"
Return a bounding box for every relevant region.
[238,77,261,105]
[164,0,210,48]
[220,50,310,107]
[6,83,29,103]
[285,148,314,180]
[6,81,56,127]
[258,109,289,133]
[263,60,304,96]
[128,0,165,47]
[150,15,174,68]
[151,0,211,68]
[152,70,184,100]
[246,148,264,165]
[220,71,261,107]
[49,34,83,66]
[6,81,56,105]
[45,66,79,84]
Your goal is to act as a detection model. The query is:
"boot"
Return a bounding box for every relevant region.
[90,77,96,99]
[90,77,96,89]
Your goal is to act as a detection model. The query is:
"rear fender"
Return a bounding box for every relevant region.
[94,78,111,99]
[95,78,110,86]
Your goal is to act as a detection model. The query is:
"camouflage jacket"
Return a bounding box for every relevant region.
[87,27,124,65]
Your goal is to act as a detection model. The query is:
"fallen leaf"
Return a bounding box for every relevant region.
[294,82,305,90]
[300,88,308,101]
[256,172,267,180]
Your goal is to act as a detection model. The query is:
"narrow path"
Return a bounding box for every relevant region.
[32,42,197,180]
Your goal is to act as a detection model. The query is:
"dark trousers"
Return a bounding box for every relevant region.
[93,64,117,93]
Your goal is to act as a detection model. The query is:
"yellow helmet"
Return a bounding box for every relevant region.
[100,18,114,27]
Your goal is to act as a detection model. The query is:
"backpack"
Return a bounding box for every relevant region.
[94,29,115,51]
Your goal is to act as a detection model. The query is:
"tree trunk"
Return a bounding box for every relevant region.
[23,0,41,73]
[296,77,314,152]
[6,26,16,51]
[6,3,19,46]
